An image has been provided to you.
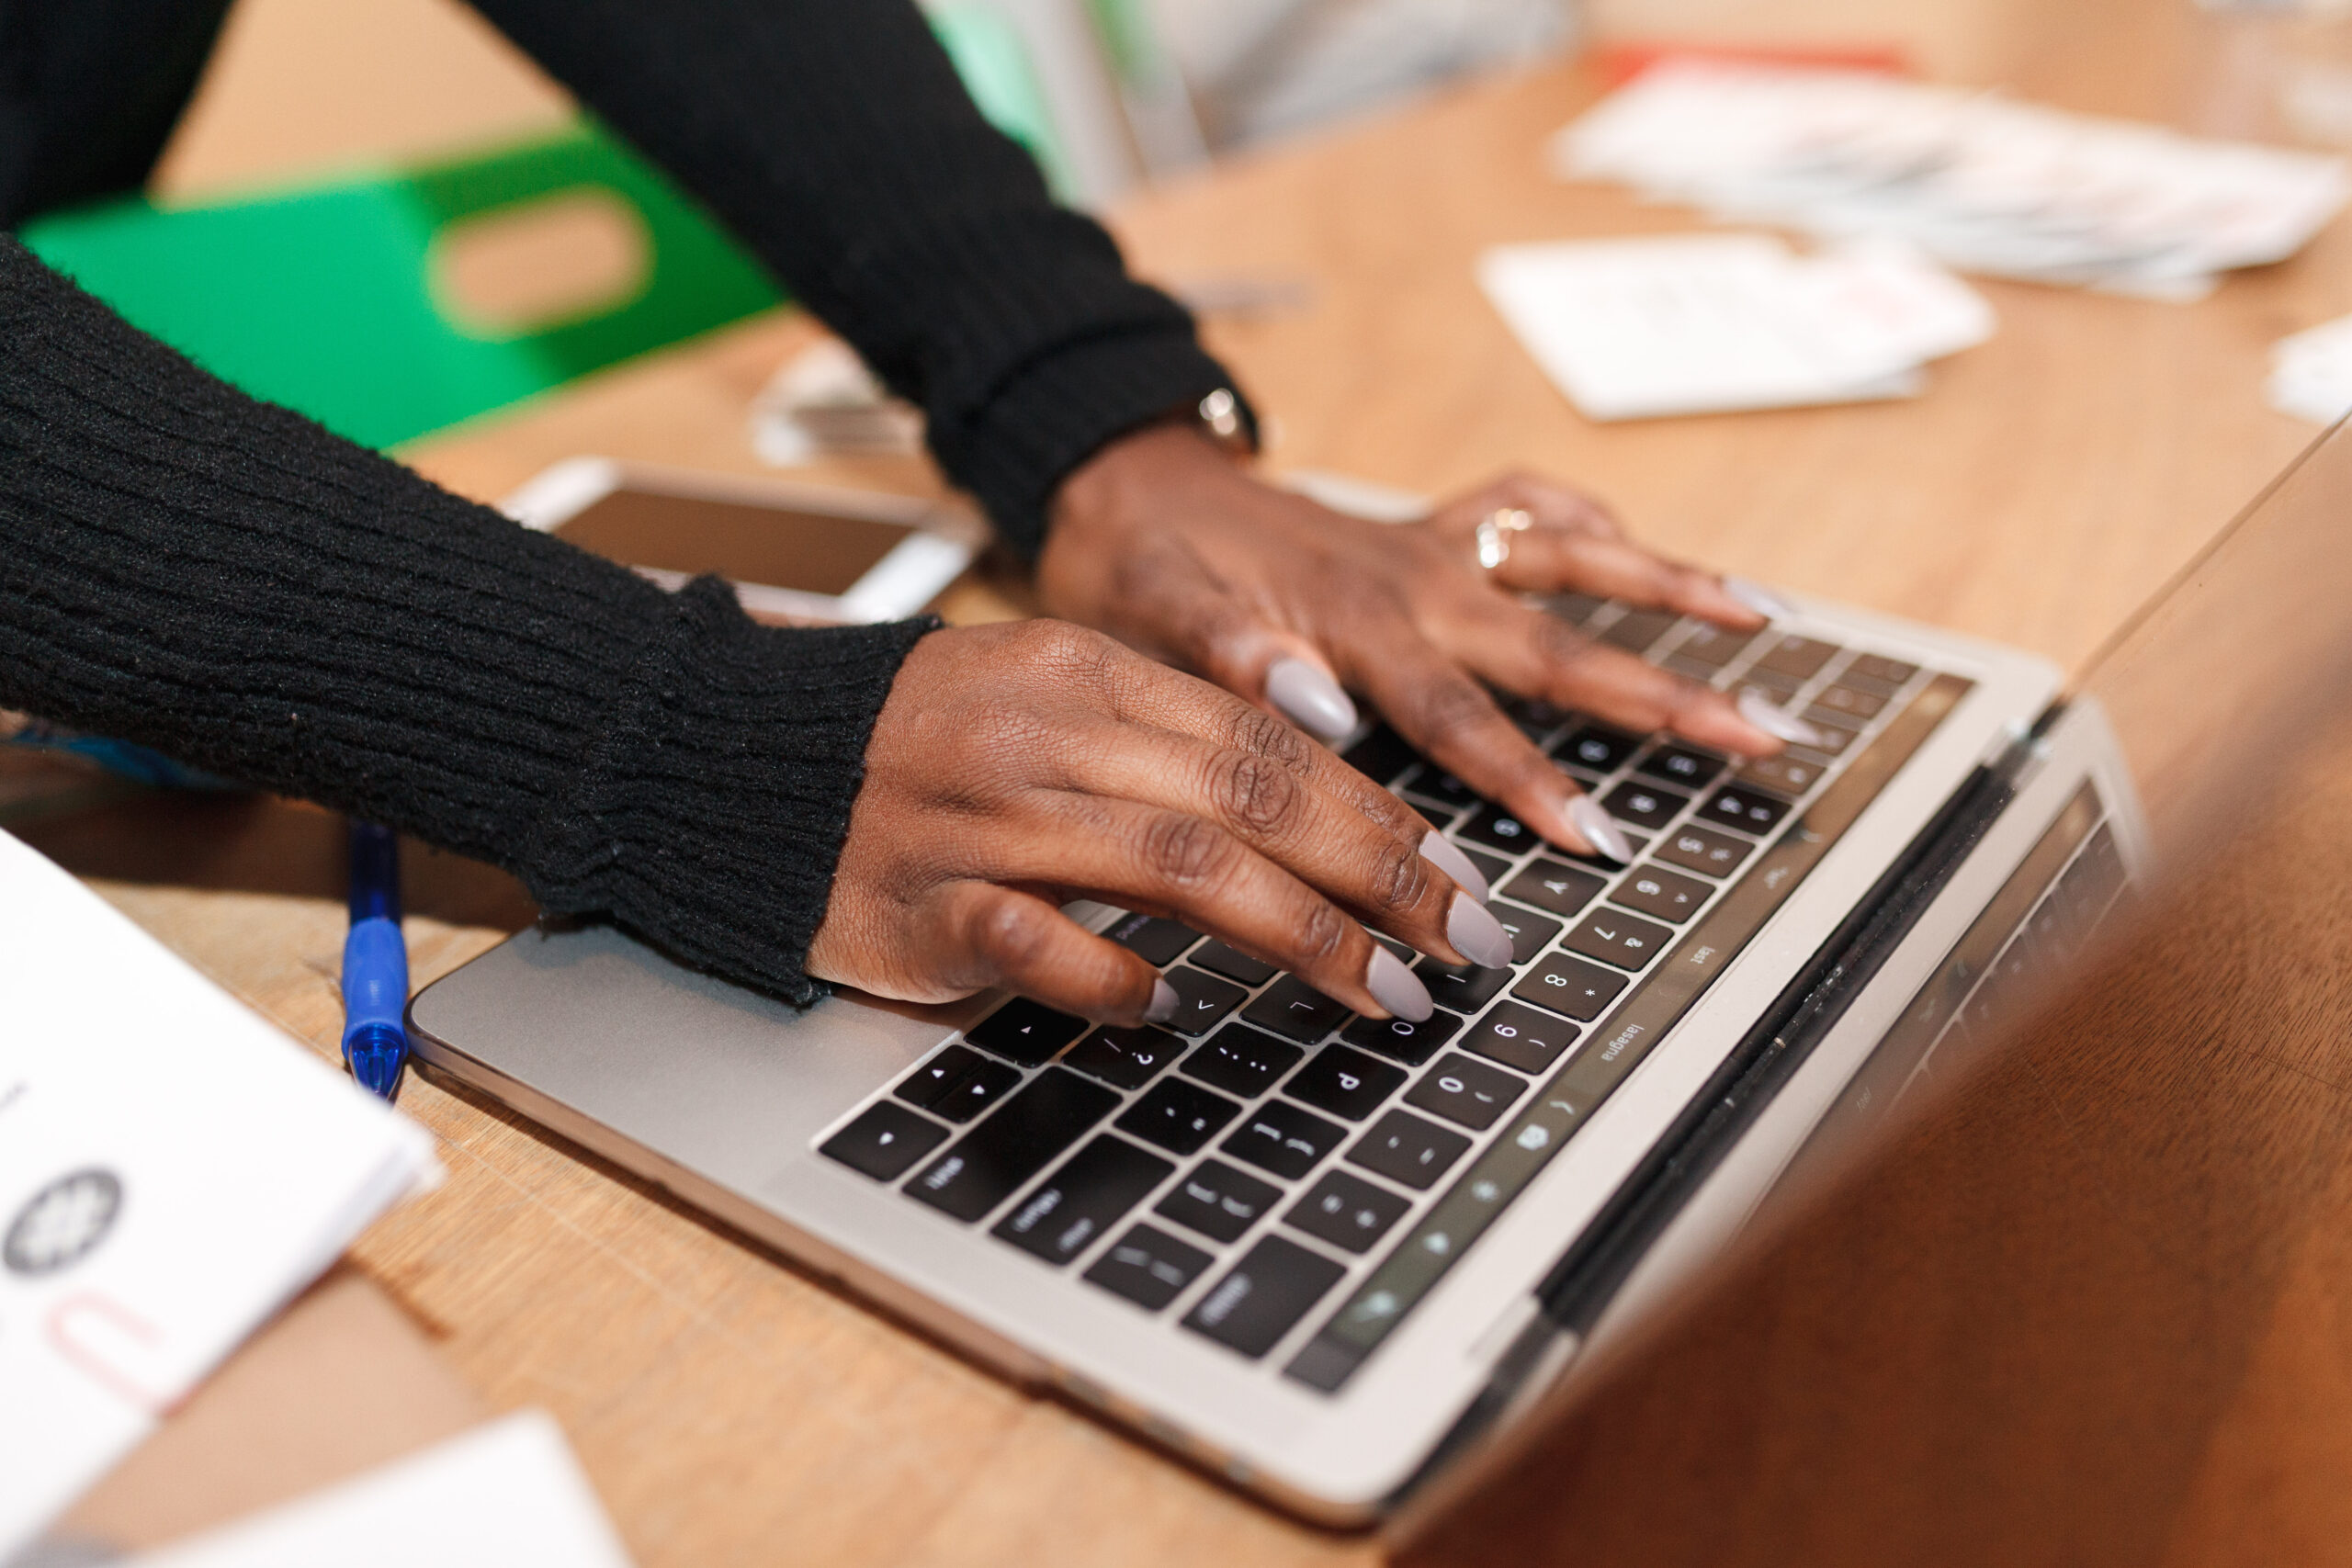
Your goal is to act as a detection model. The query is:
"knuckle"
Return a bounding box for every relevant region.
[1368,833,1430,912]
[1410,674,1501,752]
[1294,900,1351,966]
[969,892,1053,973]
[1211,749,1305,838]
[1143,813,1234,891]
[1227,704,1311,771]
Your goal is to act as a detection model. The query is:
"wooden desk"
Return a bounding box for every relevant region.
[25,0,2352,1561]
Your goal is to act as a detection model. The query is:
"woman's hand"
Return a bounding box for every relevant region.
[1040,423,1817,861]
[805,619,1516,1025]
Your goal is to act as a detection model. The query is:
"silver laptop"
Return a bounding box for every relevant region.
[407,419,2352,1525]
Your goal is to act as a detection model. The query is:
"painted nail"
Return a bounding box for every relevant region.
[1736,689,1830,748]
[1419,829,1491,903]
[1365,944,1434,1022]
[1147,977,1180,1025]
[1447,893,1515,969]
[1265,657,1359,742]
[1724,576,1797,622]
[1568,795,1634,864]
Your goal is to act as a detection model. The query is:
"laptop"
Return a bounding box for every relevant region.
[405,418,2352,1525]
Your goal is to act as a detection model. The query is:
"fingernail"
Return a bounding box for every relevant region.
[1365,945,1434,1022]
[1724,576,1797,622]
[1448,892,1515,969]
[1568,795,1634,864]
[1266,657,1359,742]
[1736,689,1830,748]
[1147,977,1179,1025]
[1420,829,1491,903]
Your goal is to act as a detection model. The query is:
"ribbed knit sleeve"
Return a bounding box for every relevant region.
[466,0,1250,556]
[0,238,932,1002]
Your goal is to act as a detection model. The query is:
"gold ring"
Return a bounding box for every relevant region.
[1475,506,1533,570]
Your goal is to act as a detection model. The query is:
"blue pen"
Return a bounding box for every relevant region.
[342,821,410,1100]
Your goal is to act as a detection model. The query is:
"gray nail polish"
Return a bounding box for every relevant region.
[1147,977,1179,1025]
[1568,795,1634,864]
[1420,829,1491,903]
[1266,657,1359,741]
[1447,893,1514,969]
[1724,576,1798,622]
[1736,688,1830,748]
[1365,945,1434,1022]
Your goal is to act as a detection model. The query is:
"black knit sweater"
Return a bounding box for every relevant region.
[0,0,1248,1001]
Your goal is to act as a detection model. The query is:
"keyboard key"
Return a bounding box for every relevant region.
[1635,744,1724,788]
[1463,1000,1581,1074]
[1064,1026,1183,1090]
[1551,722,1640,774]
[1457,802,1542,855]
[1600,780,1690,832]
[1512,953,1628,1021]
[1700,784,1792,836]
[1500,857,1607,919]
[1162,967,1248,1036]
[1599,607,1679,653]
[1794,719,1855,756]
[1284,1045,1408,1121]
[1184,1235,1348,1359]
[993,1135,1174,1265]
[1405,1054,1526,1131]
[933,1057,1023,1122]
[1285,1170,1412,1254]
[1085,1223,1212,1311]
[1191,941,1279,987]
[1500,694,1574,737]
[896,1043,984,1110]
[1566,910,1675,971]
[1657,823,1756,878]
[1115,1077,1242,1156]
[1412,957,1513,1014]
[1810,682,1886,725]
[1242,976,1351,1043]
[1340,1008,1464,1066]
[1340,724,1418,788]
[1670,622,1761,669]
[1754,634,1838,682]
[1346,1110,1472,1190]
[1544,591,1607,624]
[1846,652,1919,688]
[1398,764,1481,814]
[1736,666,1803,701]
[907,1069,1117,1222]
[1610,864,1713,923]
[1740,752,1826,796]
[1489,907,1561,964]
[1460,845,1511,893]
[820,1101,950,1181]
[1181,1025,1303,1097]
[967,998,1089,1066]
[1157,1158,1283,1243]
[1222,1100,1348,1180]
[1104,912,1201,967]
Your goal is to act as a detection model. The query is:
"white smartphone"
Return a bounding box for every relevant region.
[501,457,986,625]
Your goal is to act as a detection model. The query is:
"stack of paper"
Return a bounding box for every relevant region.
[2267,313,2352,425]
[1478,233,1994,421]
[0,829,440,1560]
[1554,62,2351,300]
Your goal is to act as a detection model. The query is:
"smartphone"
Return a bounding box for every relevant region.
[501,457,985,624]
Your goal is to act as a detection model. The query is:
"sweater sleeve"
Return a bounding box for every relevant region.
[0,237,931,1003]
[464,0,1252,557]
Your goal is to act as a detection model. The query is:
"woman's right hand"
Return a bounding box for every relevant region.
[805,619,1516,1026]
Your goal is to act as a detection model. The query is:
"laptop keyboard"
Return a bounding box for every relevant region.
[818,597,1977,1391]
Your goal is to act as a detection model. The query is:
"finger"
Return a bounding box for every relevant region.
[919,881,1173,1025]
[1430,471,1624,542]
[1489,532,1762,628]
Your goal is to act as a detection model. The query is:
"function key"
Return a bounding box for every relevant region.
[1600,779,1690,832]
[1565,910,1675,972]
[896,1043,985,1111]
[1340,1008,1465,1066]
[993,1135,1174,1266]
[1340,724,1418,788]
[1740,752,1826,796]
[1157,1158,1283,1243]
[1846,652,1919,688]
[1104,912,1201,967]
[1754,634,1839,682]
[1404,1053,1527,1132]
[1700,784,1792,836]
[1490,906,1561,964]
[1457,802,1542,855]
[1221,1100,1348,1180]
[1399,764,1482,816]
[1511,953,1629,1021]
[820,1100,949,1182]
[1500,857,1607,919]
[932,1057,1023,1122]
[1636,744,1724,788]
[1346,1110,1472,1190]
[1242,976,1351,1043]
[1463,1000,1580,1075]
[1670,621,1761,669]
[1181,1025,1303,1098]
[907,1068,1118,1222]
[1285,1170,1411,1254]
[1599,607,1679,654]
[1085,1223,1213,1312]
[1064,1025,1184,1090]
[1656,823,1755,878]
[967,998,1090,1066]
[1183,1235,1349,1359]
[1190,940,1278,987]
[1114,1077,1242,1156]
[1610,864,1713,924]
[1551,722,1641,775]
[1284,1044,1408,1121]
[1161,967,1249,1036]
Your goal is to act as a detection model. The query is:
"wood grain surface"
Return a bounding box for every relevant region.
[28,0,2352,1561]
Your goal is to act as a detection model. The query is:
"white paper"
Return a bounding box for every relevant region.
[2267,312,2352,424]
[0,829,440,1559]
[122,1411,631,1568]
